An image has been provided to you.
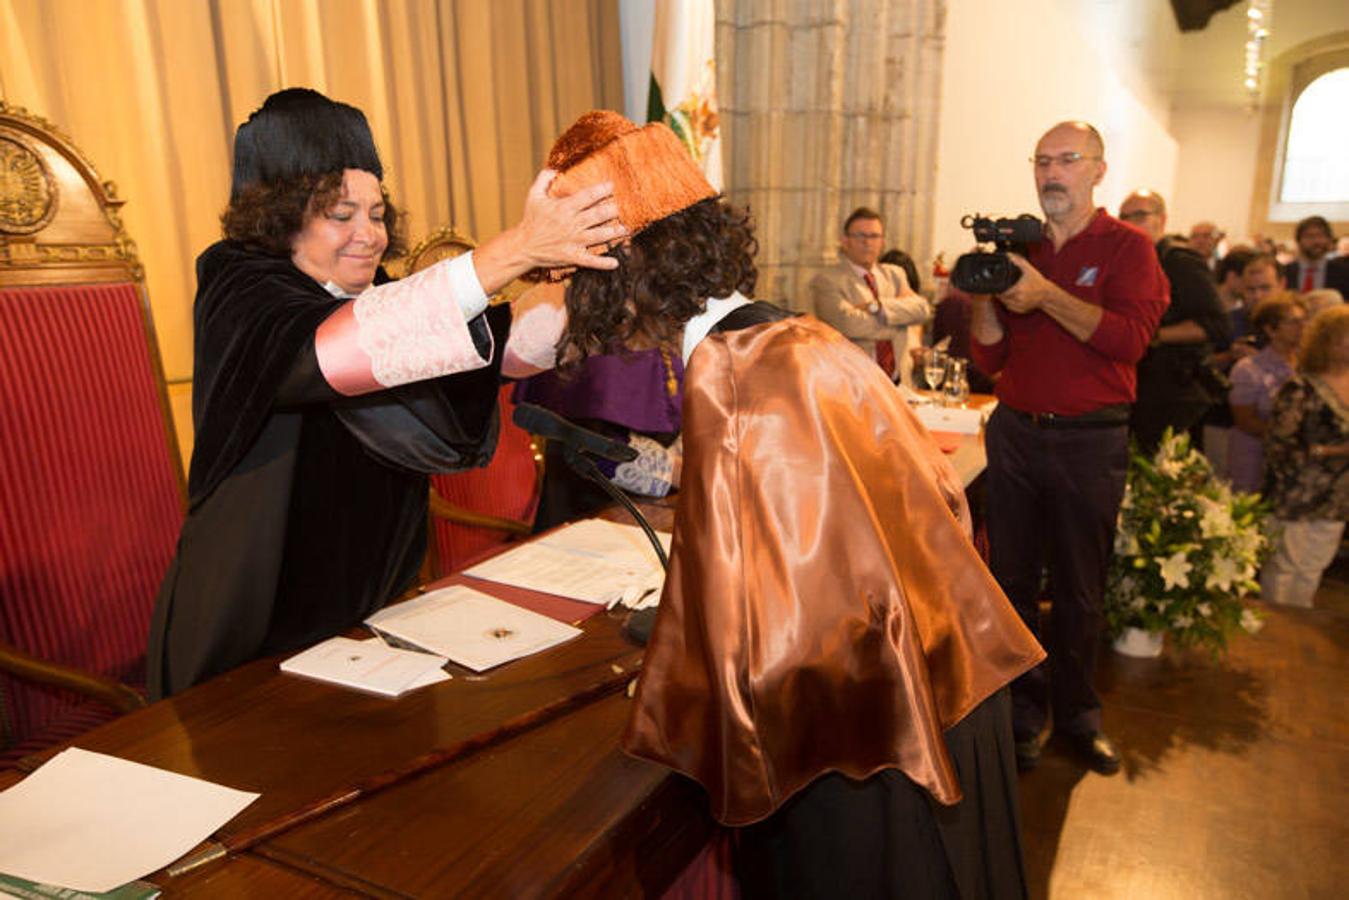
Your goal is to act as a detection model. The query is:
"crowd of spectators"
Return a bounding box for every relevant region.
[804,166,1346,767]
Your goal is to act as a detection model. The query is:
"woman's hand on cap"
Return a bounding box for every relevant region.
[517,170,625,270]
[472,171,626,295]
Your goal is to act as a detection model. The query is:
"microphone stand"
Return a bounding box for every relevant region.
[559,444,667,645]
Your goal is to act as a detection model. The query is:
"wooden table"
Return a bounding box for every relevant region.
[923,392,994,489]
[7,505,715,898]
[4,405,993,897]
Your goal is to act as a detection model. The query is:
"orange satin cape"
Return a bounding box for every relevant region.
[622,315,1045,826]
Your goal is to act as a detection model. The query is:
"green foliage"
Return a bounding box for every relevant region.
[1106,429,1272,652]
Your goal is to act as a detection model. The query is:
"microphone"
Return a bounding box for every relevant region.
[512,403,638,463]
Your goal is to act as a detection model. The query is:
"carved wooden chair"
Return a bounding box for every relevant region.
[0,102,185,760]
[402,227,544,578]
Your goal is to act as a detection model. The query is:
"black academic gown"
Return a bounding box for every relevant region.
[147,241,506,697]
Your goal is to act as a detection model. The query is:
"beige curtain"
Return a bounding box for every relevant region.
[0,0,622,461]
[716,0,945,309]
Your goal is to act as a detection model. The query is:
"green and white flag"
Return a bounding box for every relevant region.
[647,0,723,190]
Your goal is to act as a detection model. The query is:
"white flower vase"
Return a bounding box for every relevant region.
[1113,626,1164,658]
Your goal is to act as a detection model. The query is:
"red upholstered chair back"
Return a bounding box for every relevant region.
[403,228,542,578]
[428,383,543,574]
[0,102,184,749]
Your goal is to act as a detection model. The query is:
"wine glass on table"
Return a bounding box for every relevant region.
[924,349,947,400]
[944,358,969,407]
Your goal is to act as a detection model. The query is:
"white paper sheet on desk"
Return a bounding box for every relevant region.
[280,636,449,697]
[463,518,670,605]
[365,585,582,672]
[912,404,987,435]
[0,747,258,893]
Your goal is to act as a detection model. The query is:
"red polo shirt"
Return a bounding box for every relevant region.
[970,209,1169,416]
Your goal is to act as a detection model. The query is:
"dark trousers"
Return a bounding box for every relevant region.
[984,405,1129,740]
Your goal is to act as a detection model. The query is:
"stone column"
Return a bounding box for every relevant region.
[716,0,946,309]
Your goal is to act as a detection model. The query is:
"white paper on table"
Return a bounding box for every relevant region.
[912,404,986,435]
[404,664,453,690]
[0,747,258,893]
[280,636,448,697]
[535,518,670,569]
[366,585,582,672]
[464,518,670,605]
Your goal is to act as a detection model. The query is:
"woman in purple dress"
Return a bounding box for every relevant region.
[1228,296,1307,492]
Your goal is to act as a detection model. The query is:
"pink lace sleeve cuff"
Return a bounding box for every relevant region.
[502,281,568,378]
[314,254,493,395]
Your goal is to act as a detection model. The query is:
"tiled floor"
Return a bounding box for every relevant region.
[1018,552,1349,899]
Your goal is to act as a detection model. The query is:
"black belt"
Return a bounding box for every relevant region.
[1004,403,1130,429]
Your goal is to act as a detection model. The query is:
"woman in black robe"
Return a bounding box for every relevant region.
[147,88,623,697]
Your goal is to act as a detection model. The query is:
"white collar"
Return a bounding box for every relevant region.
[847,259,877,281]
[323,280,358,300]
[682,292,752,364]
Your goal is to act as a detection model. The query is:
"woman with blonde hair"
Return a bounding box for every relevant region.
[1302,288,1344,319]
[1261,306,1349,606]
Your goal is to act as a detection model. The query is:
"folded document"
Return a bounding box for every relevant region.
[366,585,582,672]
[280,636,449,697]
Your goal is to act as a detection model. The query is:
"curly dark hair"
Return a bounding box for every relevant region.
[220,172,406,259]
[558,197,757,369]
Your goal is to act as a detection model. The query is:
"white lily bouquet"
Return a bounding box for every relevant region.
[1106,430,1270,652]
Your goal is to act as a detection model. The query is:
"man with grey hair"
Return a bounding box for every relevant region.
[1188,220,1223,271]
[1119,189,1230,451]
[970,122,1169,775]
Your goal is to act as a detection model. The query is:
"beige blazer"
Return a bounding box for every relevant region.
[809,260,931,382]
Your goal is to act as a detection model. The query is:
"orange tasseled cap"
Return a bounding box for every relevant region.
[546,110,717,237]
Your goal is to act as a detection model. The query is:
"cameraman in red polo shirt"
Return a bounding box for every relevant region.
[970,121,1169,775]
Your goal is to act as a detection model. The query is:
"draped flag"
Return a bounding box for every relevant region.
[647,0,723,190]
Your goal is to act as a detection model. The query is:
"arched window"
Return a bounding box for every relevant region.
[1257,41,1349,228]
[1279,67,1349,203]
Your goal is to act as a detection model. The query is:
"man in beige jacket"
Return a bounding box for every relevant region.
[810,207,931,384]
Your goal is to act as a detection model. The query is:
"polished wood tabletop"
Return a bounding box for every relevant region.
[2,420,989,897]
[7,505,709,898]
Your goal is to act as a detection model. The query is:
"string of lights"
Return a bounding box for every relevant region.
[1243,0,1272,107]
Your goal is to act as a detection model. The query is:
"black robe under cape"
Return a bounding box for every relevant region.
[147,241,506,698]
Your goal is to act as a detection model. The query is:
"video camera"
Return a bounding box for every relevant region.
[950,214,1044,294]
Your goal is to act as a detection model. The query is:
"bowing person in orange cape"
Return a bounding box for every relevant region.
[504,110,1045,900]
